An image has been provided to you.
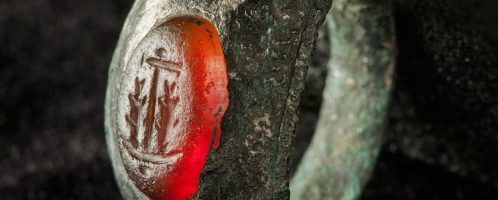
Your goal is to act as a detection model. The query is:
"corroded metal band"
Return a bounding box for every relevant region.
[105,0,332,199]
[291,0,396,199]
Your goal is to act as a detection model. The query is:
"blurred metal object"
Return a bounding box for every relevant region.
[291,0,396,199]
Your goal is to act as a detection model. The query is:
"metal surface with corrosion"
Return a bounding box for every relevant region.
[291,0,396,199]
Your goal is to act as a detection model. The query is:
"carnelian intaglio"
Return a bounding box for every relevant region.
[116,15,229,200]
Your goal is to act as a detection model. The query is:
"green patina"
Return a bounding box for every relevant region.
[291,0,396,199]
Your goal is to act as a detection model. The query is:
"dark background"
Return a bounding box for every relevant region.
[0,0,132,199]
[1,0,498,199]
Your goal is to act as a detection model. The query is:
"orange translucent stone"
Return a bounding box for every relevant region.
[117,15,229,200]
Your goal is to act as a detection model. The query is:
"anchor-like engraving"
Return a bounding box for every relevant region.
[112,16,230,199]
[121,48,183,166]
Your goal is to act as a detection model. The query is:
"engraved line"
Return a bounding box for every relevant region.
[142,68,159,152]
[145,57,182,76]
[125,115,137,127]
[121,139,182,164]
[126,78,145,148]
[156,79,180,154]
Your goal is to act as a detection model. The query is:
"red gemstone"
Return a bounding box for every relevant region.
[116,15,229,200]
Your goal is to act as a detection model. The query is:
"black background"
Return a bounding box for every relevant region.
[0,0,132,199]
